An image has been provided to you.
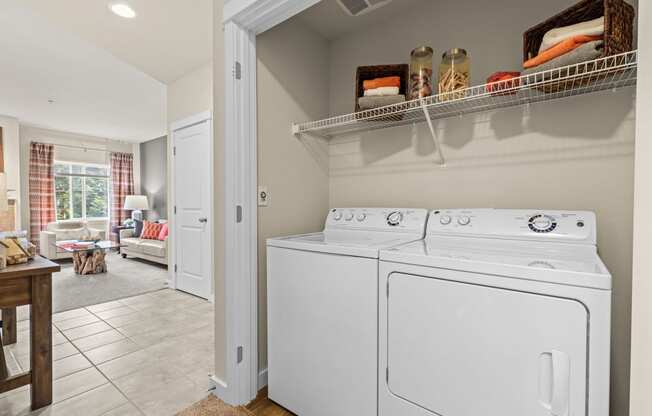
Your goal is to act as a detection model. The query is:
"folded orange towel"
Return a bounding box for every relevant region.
[524,35,602,69]
[363,76,401,90]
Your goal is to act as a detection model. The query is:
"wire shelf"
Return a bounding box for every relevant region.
[292,50,637,140]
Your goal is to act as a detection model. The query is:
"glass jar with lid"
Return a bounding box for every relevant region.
[438,48,470,100]
[409,46,434,100]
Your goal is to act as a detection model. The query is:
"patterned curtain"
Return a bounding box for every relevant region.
[29,142,55,246]
[110,152,134,239]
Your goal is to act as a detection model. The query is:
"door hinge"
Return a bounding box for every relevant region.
[173,146,176,156]
[234,61,241,80]
[174,206,177,215]
[236,205,243,223]
[174,264,177,273]
[237,346,243,364]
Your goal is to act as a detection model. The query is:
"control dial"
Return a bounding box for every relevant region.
[333,212,342,221]
[387,211,403,226]
[439,215,452,225]
[457,216,471,226]
[356,213,366,222]
[345,212,354,221]
[528,214,557,233]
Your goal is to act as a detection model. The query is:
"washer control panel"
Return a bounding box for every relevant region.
[428,209,596,244]
[327,208,428,234]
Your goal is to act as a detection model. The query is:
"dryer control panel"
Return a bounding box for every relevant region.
[327,208,428,235]
[428,209,596,245]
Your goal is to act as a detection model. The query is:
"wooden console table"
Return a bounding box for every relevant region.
[0,256,60,410]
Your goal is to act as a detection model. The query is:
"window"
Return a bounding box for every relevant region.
[54,162,109,221]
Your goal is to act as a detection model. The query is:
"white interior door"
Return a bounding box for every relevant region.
[173,118,212,299]
[386,273,588,416]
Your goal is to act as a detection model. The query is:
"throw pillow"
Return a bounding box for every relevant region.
[141,221,163,240]
[157,224,169,241]
[134,220,144,238]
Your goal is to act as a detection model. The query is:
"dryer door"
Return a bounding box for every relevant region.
[386,273,588,416]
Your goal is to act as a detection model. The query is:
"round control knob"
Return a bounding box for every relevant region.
[528,214,557,233]
[356,213,366,222]
[457,216,471,226]
[439,215,452,225]
[333,212,342,221]
[387,211,403,226]
[345,212,354,221]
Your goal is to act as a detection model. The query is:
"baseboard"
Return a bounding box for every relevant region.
[258,368,268,390]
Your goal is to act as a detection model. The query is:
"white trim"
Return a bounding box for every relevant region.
[209,374,230,400]
[221,0,318,407]
[258,368,268,391]
[169,110,214,298]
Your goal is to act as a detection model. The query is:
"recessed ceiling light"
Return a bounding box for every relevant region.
[109,3,136,19]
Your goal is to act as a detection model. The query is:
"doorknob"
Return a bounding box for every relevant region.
[198,217,208,223]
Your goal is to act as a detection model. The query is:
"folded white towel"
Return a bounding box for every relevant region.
[364,86,400,96]
[539,16,604,54]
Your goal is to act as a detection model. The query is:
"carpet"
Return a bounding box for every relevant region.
[52,252,168,312]
[176,395,253,416]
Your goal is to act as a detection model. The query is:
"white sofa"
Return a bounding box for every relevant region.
[39,220,108,260]
[119,228,168,266]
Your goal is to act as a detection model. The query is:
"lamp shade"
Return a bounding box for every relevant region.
[123,195,149,211]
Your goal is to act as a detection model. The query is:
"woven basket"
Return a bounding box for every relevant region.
[355,64,409,121]
[523,0,634,93]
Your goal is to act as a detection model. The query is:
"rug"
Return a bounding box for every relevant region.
[52,252,168,312]
[176,395,253,416]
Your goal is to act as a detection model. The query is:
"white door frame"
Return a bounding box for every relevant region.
[221,0,321,406]
[169,110,214,300]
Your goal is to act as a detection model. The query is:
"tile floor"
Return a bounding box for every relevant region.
[1,289,214,416]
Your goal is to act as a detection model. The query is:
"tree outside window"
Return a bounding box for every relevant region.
[54,162,109,221]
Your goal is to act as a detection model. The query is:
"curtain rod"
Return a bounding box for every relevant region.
[52,143,110,153]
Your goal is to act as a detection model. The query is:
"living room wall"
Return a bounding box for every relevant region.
[140,135,167,221]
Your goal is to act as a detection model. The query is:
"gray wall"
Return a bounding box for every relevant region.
[140,135,167,221]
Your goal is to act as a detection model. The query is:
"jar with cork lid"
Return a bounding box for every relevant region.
[409,46,434,100]
[438,48,470,100]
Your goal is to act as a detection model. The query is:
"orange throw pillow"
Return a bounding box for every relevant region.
[141,221,163,240]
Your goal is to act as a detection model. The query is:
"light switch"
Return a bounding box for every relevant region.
[258,186,269,207]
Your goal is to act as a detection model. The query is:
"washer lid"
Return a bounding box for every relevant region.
[267,230,422,258]
[380,236,611,290]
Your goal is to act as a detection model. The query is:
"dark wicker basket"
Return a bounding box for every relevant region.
[355,64,409,118]
[523,0,634,92]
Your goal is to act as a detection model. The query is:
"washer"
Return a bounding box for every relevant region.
[267,208,428,416]
[379,209,611,416]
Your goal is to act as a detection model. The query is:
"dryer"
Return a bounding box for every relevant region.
[267,207,428,416]
[378,209,611,416]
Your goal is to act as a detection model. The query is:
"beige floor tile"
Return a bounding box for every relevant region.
[17,342,81,369]
[97,349,158,380]
[128,378,207,416]
[94,306,138,320]
[52,308,93,323]
[86,300,126,313]
[0,388,30,416]
[104,311,154,328]
[54,314,101,331]
[100,402,144,416]
[112,361,190,398]
[53,331,68,346]
[48,383,128,416]
[71,329,126,352]
[85,338,141,365]
[53,353,93,380]
[63,321,112,340]
[53,367,109,403]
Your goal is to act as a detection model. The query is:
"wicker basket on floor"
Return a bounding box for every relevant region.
[523,0,634,93]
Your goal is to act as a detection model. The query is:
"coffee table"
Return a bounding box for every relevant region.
[54,240,124,275]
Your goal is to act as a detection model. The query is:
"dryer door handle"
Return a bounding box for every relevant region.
[550,350,570,416]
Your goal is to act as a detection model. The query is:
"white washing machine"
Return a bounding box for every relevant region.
[378,209,611,416]
[267,208,428,416]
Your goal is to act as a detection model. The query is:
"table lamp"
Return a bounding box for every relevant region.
[123,195,149,221]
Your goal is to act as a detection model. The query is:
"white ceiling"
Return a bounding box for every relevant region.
[0,0,213,143]
[298,0,426,40]
[21,0,214,84]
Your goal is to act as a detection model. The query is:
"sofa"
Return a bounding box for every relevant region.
[40,220,108,260]
[119,228,168,266]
